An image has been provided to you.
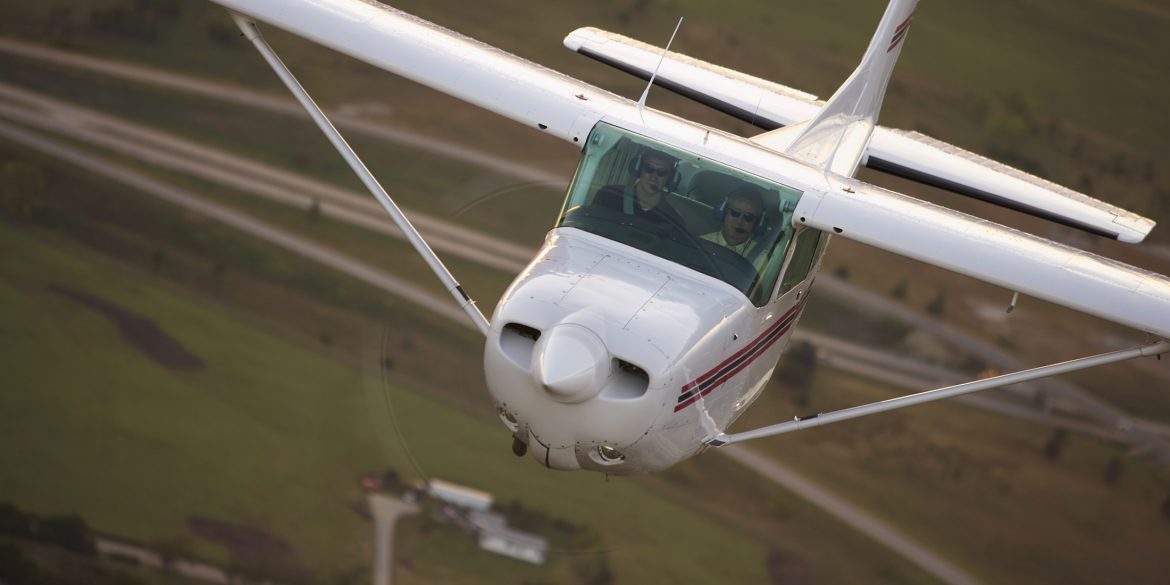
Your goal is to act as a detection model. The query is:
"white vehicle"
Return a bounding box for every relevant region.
[209,0,1169,474]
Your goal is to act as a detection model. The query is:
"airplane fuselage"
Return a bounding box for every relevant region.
[483,109,835,473]
[485,228,813,473]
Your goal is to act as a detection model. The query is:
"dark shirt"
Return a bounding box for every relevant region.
[593,185,688,230]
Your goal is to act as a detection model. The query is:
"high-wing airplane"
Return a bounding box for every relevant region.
[207,0,1170,474]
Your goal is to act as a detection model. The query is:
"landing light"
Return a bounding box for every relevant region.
[597,445,625,462]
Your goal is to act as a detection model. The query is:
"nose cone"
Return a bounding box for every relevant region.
[533,324,610,403]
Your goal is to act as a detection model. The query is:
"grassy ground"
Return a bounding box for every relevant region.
[4,0,1170,583]
[0,49,564,249]
[0,224,948,585]
[734,366,1170,585]
[3,0,1166,225]
[0,223,769,583]
[0,147,957,583]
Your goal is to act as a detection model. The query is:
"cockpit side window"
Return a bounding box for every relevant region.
[556,123,803,306]
[775,227,828,298]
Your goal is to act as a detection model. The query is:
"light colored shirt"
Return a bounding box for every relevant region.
[701,231,767,272]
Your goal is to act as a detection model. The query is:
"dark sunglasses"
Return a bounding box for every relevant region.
[640,164,672,177]
[727,208,759,223]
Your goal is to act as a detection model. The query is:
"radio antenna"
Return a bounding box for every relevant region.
[637,17,684,113]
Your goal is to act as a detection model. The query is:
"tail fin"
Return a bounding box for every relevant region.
[778,0,919,176]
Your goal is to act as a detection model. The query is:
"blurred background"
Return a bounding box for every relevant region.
[2,0,1169,583]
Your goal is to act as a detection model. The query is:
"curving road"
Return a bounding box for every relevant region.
[7,35,1164,585]
[368,493,419,585]
[0,80,984,585]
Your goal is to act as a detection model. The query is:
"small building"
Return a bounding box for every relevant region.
[476,523,548,565]
[426,479,493,512]
[425,480,548,565]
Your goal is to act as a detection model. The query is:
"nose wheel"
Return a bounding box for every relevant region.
[511,435,528,457]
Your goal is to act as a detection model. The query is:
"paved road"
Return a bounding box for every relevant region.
[0,120,473,326]
[816,277,1170,463]
[0,114,986,585]
[368,493,419,585]
[793,330,1150,441]
[10,77,1152,446]
[5,36,1163,585]
[0,82,532,274]
[0,37,570,189]
[7,34,1163,452]
[719,447,983,585]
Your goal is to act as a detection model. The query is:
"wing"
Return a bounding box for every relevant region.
[212,0,620,145]
[564,27,1155,243]
[794,176,1170,340]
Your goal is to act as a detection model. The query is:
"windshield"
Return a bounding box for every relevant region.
[556,123,804,305]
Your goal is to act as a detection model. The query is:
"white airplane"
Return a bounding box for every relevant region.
[208,0,1170,474]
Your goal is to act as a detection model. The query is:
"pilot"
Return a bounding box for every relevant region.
[702,185,768,270]
[593,148,687,229]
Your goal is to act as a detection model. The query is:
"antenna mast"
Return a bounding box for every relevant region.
[637,17,684,112]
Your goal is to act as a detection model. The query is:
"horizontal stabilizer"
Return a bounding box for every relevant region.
[564,27,821,128]
[565,26,1156,243]
[867,129,1155,243]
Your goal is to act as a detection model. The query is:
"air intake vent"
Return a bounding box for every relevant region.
[499,323,541,368]
[603,359,649,399]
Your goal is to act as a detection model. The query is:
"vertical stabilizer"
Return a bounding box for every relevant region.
[778,0,918,176]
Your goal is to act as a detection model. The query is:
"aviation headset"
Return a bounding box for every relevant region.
[628,149,682,192]
[715,187,769,237]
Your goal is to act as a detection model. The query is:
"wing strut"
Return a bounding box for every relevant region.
[230,14,489,335]
[706,340,1170,447]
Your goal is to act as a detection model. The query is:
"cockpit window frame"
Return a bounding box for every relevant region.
[556,122,806,307]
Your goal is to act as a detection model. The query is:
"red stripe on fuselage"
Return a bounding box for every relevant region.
[674,300,805,412]
[679,302,802,395]
[674,321,794,412]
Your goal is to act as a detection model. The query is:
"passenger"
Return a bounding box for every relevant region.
[593,148,687,229]
[702,186,768,270]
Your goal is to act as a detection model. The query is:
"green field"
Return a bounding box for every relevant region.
[3,0,1170,584]
[0,162,949,584]
[734,366,1170,585]
[0,225,760,583]
[1,0,1166,234]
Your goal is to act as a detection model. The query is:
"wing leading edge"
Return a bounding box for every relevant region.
[564,27,1155,243]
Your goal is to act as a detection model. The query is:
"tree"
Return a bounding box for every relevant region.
[926,290,947,317]
[34,514,95,555]
[1103,456,1125,486]
[890,280,908,299]
[1043,428,1068,461]
[0,502,32,537]
[0,542,43,585]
